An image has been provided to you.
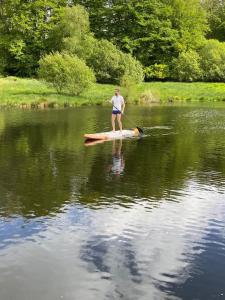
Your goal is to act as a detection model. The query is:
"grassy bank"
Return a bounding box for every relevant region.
[1,77,225,108]
[141,82,225,102]
[0,77,115,108]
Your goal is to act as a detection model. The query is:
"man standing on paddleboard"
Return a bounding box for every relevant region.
[111,89,125,132]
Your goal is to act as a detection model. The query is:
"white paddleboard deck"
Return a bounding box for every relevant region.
[84,129,139,141]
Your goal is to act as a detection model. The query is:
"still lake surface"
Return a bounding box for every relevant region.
[0,105,225,300]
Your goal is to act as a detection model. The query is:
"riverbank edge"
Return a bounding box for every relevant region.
[1,77,225,109]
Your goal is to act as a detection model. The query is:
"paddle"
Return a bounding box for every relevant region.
[113,105,144,134]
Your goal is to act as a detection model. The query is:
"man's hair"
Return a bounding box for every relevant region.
[115,88,120,92]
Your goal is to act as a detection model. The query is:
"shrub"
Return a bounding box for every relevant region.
[49,5,91,51]
[63,35,96,61]
[56,6,144,85]
[171,50,202,82]
[120,53,144,84]
[145,64,169,80]
[199,39,225,82]
[87,39,122,83]
[120,74,138,102]
[54,5,144,85]
[38,52,95,95]
[87,39,144,84]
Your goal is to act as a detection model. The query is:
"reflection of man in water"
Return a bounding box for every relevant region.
[109,139,125,175]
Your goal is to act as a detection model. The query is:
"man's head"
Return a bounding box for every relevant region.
[115,88,120,96]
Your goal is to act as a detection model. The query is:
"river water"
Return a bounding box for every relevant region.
[0,105,225,300]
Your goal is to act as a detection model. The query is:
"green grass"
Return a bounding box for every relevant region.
[1,76,225,108]
[0,76,115,108]
[140,81,225,102]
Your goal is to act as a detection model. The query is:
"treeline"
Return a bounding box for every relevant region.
[1,0,225,86]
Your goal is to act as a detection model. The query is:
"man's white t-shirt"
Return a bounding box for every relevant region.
[111,95,124,112]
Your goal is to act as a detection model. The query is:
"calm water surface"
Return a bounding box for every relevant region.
[0,105,225,300]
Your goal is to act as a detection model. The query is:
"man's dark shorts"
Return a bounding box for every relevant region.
[112,110,121,115]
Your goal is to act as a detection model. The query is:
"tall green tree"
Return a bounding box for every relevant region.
[48,4,93,54]
[0,0,67,76]
[170,0,208,52]
[199,39,225,82]
[171,50,202,82]
[73,0,177,66]
[73,0,208,68]
[201,0,225,41]
[55,5,144,84]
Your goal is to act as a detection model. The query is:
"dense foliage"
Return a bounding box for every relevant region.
[171,50,202,82]
[74,0,207,66]
[1,0,225,82]
[200,39,225,82]
[55,6,144,84]
[38,52,95,95]
[86,40,144,84]
[202,0,225,42]
[0,0,67,76]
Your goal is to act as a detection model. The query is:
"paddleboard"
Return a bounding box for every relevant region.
[84,128,140,141]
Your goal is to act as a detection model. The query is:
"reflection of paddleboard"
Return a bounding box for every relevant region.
[84,128,140,141]
[84,139,107,146]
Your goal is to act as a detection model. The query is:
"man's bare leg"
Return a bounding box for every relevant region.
[111,114,116,131]
[117,114,123,132]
